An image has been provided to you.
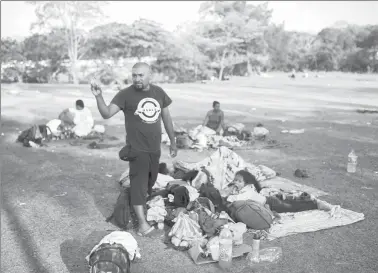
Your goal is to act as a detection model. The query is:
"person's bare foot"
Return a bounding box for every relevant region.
[138,223,152,235]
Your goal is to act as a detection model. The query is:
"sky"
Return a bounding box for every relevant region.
[2,1,378,39]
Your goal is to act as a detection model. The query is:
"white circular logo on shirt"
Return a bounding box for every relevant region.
[134,98,161,124]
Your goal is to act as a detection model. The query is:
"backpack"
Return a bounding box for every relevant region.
[106,188,132,230]
[229,200,274,230]
[17,124,52,147]
[88,243,131,273]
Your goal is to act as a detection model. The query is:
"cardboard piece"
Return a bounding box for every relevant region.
[188,242,252,265]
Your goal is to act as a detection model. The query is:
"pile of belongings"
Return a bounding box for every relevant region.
[86,231,140,273]
[16,124,53,147]
[112,147,363,264]
[17,121,106,148]
[161,123,271,151]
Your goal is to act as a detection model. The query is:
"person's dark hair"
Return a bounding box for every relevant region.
[76,100,84,108]
[235,170,262,193]
[213,101,220,108]
[158,163,169,175]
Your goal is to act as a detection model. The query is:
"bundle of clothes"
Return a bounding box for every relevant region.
[117,147,331,262]
[161,123,270,151]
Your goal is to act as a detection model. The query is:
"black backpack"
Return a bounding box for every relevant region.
[17,124,52,147]
[106,188,132,230]
[89,243,131,273]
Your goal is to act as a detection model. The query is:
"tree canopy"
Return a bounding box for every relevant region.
[2,1,378,84]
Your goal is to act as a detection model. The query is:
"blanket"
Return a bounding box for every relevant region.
[173,146,276,190]
[266,201,365,240]
[249,178,363,240]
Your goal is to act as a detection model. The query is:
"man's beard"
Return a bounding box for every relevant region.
[133,82,144,90]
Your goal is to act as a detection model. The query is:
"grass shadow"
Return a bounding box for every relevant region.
[2,195,52,273]
[60,230,110,273]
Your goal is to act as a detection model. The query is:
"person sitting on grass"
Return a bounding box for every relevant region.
[202,101,225,135]
[223,170,319,214]
[59,100,94,137]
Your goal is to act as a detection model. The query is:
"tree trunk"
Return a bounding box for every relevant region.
[218,49,227,81]
[70,60,79,84]
[16,71,24,83]
[247,58,253,76]
[194,65,198,80]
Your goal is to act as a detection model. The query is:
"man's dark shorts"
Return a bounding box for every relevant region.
[126,148,161,206]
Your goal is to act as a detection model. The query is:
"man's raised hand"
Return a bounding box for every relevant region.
[90,79,102,96]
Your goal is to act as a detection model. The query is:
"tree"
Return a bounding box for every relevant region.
[128,19,171,61]
[0,38,26,82]
[23,28,68,82]
[198,1,271,79]
[86,23,132,60]
[27,1,107,84]
[174,22,212,80]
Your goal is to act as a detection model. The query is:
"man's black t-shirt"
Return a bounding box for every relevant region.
[111,84,172,152]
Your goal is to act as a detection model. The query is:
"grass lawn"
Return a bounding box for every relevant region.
[1,72,378,273]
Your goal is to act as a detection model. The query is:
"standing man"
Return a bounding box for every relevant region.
[91,62,177,236]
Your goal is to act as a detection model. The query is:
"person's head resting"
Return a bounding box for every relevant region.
[75,99,84,110]
[213,101,220,111]
[132,62,151,91]
[232,170,262,193]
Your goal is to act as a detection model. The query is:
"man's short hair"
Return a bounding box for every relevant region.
[76,100,84,108]
[213,101,220,107]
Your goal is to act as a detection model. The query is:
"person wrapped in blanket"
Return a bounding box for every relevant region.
[222,170,319,216]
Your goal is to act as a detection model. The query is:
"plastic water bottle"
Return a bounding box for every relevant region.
[219,225,233,271]
[347,149,358,173]
[248,234,261,264]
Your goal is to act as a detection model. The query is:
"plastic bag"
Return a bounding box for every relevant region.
[146,206,167,222]
[229,222,247,245]
[147,196,165,208]
[168,212,202,242]
[246,247,282,266]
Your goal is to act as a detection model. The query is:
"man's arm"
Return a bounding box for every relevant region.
[161,107,176,146]
[95,94,121,119]
[202,112,210,127]
[219,111,225,129]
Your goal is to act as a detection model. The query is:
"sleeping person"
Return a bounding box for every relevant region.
[224,170,319,213]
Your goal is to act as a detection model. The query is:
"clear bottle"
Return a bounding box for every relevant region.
[248,234,261,264]
[219,225,233,271]
[347,149,358,173]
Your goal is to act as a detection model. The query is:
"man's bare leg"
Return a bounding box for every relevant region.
[133,205,151,233]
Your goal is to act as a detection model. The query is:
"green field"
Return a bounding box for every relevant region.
[1,72,378,273]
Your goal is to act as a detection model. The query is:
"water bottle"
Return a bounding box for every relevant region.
[248,234,261,264]
[347,149,358,173]
[219,225,233,271]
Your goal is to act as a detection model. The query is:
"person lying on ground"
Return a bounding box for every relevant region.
[202,101,225,135]
[223,170,318,213]
[91,62,178,237]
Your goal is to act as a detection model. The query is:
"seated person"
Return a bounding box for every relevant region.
[202,101,225,135]
[223,170,318,213]
[59,100,94,137]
